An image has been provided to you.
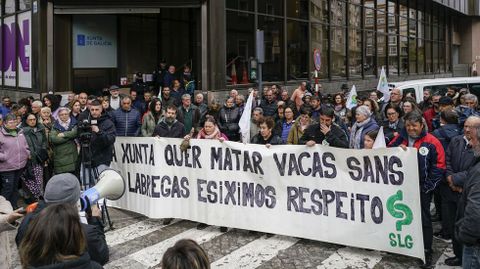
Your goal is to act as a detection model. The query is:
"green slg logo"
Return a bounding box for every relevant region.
[387,190,413,231]
[387,190,414,249]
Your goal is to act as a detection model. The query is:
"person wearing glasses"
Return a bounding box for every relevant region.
[382,104,404,144]
[380,88,403,121]
[50,107,78,175]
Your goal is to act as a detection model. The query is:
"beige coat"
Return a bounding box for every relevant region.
[0,196,16,269]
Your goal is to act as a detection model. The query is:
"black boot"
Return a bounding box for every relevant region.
[420,250,433,269]
[444,256,462,266]
[162,218,173,225]
[197,223,208,230]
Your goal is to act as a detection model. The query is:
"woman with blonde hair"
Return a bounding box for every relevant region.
[287,108,312,145]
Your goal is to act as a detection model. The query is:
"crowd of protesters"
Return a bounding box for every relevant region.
[1,78,480,268]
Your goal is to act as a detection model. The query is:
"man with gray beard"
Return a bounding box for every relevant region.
[456,122,480,269]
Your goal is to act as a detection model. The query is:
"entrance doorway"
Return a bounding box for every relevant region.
[54,9,201,95]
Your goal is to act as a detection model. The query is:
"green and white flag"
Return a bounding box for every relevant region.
[346,85,357,109]
[377,66,390,102]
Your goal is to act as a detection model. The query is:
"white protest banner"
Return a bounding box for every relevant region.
[110,137,424,260]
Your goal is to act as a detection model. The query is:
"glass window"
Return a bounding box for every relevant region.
[418,39,425,73]
[19,0,31,10]
[409,37,417,73]
[400,36,408,74]
[331,26,346,77]
[439,43,445,73]
[349,4,362,29]
[409,18,417,38]
[388,0,396,15]
[388,14,398,34]
[432,24,439,42]
[388,35,399,76]
[365,31,376,76]
[310,0,328,24]
[377,10,386,33]
[311,23,329,79]
[287,0,308,19]
[330,0,346,26]
[433,42,439,72]
[365,0,375,9]
[399,16,408,36]
[349,29,362,77]
[378,33,387,74]
[409,0,416,14]
[226,11,255,85]
[446,25,451,72]
[364,8,375,31]
[226,0,254,11]
[377,0,387,12]
[417,19,424,39]
[425,22,431,40]
[399,1,408,17]
[258,0,284,16]
[425,40,432,73]
[5,0,16,14]
[287,20,308,80]
[258,16,284,82]
[439,24,445,42]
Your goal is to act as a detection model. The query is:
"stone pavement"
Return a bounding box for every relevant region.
[9,207,462,269]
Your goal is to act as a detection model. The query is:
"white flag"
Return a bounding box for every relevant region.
[377,66,390,102]
[346,85,358,109]
[239,91,254,143]
[373,126,387,149]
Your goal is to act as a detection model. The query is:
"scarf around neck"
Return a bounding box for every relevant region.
[349,117,371,149]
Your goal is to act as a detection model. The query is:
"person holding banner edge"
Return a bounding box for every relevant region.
[194,116,229,232]
[388,111,446,269]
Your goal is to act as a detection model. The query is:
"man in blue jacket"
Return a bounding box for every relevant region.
[112,96,141,137]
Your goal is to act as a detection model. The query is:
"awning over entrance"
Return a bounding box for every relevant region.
[53,0,204,14]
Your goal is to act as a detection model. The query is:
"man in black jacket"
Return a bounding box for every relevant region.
[152,105,186,138]
[16,173,109,265]
[260,89,278,117]
[442,116,480,266]
[300,107,349,148]
[456,123,480,269]
[80,100,116,187]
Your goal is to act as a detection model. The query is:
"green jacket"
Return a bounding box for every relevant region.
[141,112,163,137]
[287,116,311,145]
[22,124,48,165]
[49,124,78,174]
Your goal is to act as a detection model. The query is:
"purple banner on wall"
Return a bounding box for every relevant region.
[18,11,32,88]
[2,11,32,88]
[2,16,16,86]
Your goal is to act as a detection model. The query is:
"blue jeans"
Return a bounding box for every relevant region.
[0,169,22,208]
[463,245,480,269]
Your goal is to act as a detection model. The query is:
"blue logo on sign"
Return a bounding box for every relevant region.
[77,34,85,46]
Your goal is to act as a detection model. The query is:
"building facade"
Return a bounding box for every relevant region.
[0,0,479,98]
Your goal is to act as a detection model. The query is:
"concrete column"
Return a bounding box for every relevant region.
[207,0,226,91]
